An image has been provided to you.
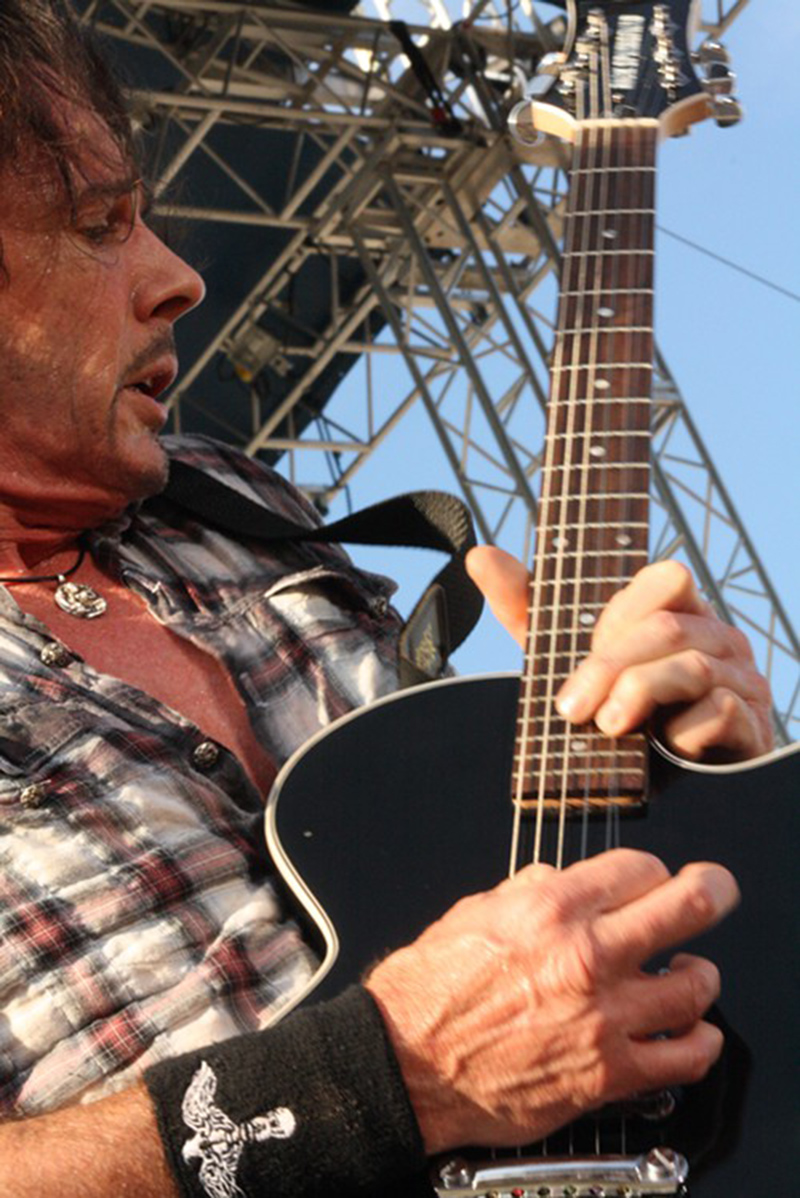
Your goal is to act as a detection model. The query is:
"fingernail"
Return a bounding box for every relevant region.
[704,866,740,914]
[556,687,589,723]
[596,700,624,735]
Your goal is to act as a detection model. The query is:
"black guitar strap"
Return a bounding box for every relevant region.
[161,459,484,686]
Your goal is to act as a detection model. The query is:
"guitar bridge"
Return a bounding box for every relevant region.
[435,1148,688,1197]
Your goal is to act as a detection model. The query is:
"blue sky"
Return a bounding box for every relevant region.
[321,1,799,700]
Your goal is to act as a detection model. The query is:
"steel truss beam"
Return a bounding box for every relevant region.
[78,0,796,742]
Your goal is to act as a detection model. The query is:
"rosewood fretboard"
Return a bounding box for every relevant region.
[513,123,657,826]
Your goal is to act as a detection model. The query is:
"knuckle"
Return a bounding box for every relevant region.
[613,668,647,709]
[683,1034,718,1083]
[566,925,606,992]
[650,609,687,651]
[617,847,670,885]
[538,884,573,930]
[707,687,742,735]
[683,960,720,1019]
[686,649,715,691]
[749,671,772,707]
[726,624,753,661]
[683,878,718,928]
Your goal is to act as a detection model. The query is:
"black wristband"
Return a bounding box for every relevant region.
[145,986,435,1198]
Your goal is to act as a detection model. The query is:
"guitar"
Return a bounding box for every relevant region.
[266,3,800,1194]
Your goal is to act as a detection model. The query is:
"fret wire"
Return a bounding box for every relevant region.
[531,623,636,635]
[569,208,654,217]
[515,761,647,771]
[544,401,651,411]
[573,166,656,174]
[514,772,648,781]
[548,432,651,441]
[515,725,643,740]
[515,754,647,764]
[526,574,645,593]
[544,463,650,473]
[531,549,648,559]
[515,743,645,754]
[514,747,646,757]
[527,608,618,621]
[561,288,654,297]
[541,521,649,531]
[557,326,653,335]
[564,249,655,258]
[551,364,653,373]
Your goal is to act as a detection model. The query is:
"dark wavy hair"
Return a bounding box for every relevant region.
[0,0,136,250]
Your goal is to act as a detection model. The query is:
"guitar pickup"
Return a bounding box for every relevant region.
[435,1148,688,1196]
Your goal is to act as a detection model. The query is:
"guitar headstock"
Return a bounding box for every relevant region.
[511,1,741,143]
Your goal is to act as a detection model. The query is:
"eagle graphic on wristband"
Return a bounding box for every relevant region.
[181,1060,296,1198]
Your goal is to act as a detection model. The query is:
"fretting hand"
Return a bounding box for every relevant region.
[466,548,773,762]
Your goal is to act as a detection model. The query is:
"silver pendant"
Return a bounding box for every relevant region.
[54,577,108,619]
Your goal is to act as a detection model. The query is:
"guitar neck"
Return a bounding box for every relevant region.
[513,123,658,820]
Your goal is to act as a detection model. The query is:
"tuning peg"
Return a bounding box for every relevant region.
[698,40,730,67]
[526,51,565,99]
[710,94,743,128]
[701,61,737,97]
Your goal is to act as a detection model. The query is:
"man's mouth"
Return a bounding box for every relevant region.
[120,357,178,401]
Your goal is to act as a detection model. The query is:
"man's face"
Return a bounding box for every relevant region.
[0,113,205,523]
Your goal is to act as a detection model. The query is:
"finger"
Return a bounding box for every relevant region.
[557,611,744,726]
[662,687,773,762]
[592,652,767,737]
[628,1019,724,1091]
[466,546,529,648]
[624,955,720,1038]
[591,561,708,649]
[512,848,671,914]
[595,862,739,970]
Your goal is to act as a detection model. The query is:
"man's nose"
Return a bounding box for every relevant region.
[132,224,206,324]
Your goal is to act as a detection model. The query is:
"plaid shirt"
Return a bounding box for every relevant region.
[0,437,403,1116]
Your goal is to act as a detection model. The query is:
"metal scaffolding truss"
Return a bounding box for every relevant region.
[77,0,798,743]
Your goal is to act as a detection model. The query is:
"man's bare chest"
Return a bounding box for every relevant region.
[11,557,276,795]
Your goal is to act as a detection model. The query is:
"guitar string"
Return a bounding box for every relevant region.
[583,118,617,865]
[508,130,583,875]
[565,27,618,873]
[518,69,592,874]
[602,113,634,1165]
[546,68,594,870]
[559,117,606,871]
[613,61,659,1159]
[509,258,564,869]
[575,24,614,869]
[528,87,597,1164]
[611,119,638,1162]
[554,117,597,872]
[624,21,667,1135]
[604,120,626,859]
[531,135,579,869]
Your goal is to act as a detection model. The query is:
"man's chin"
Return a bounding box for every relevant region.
[116,433,170,503]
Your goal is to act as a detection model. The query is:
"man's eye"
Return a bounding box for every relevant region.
[79,222,118,244]
[75,201,136,246]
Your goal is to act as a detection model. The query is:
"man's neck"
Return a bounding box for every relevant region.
[0,474,131,574]
[0,531,85,577]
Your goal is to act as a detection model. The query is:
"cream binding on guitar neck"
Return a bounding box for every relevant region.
[266,4,800,1195]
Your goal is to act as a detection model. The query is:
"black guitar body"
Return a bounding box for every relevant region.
[266,673,800,1195]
